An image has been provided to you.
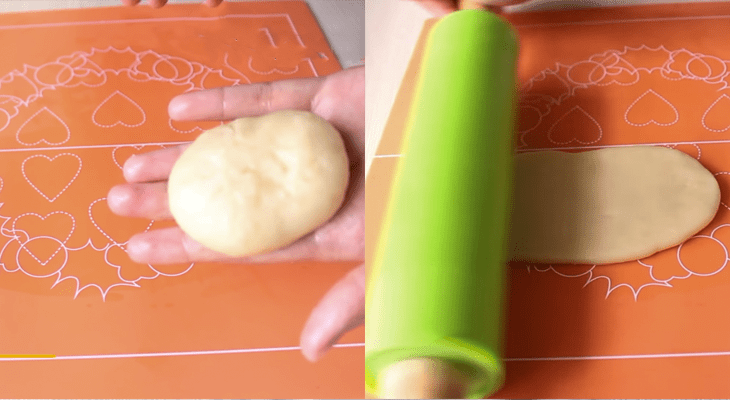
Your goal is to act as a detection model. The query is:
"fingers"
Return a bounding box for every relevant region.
[168,76,323,121]
[108,182,172,219]
[463,0,532,10]
[126,227,224,264]
[125,223,312,263]
[482,0,533,5]
[310,66,365,164]
[147,0,167,7]
[411,0,458,17]
[122,144,190,183]
[300,264,365,362]
[124,215,361,264]
[412,0,530,16]
[126,224,331,264]
[124,0,222,7]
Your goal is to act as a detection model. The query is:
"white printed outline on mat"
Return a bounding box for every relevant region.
[0,232,174,301]
[0,140,191,153]
[624,89,680,127]
[12,211,75,265]
[103,243,194,284]
[15,106,71,146]
[504,349,730,362]
[248,55,299,75]
[88,197,154,247]
[15,236,68,278]
[702,94,730,133]
[49,241,141,300]
[91,90,146,128]
[513,14,730,29]
[547,105,603,145]
[0,14,307,48]
[526,222,730,301]
[510,45,730,149]
[664,143,702,160]
[0,342,364,361]
[111,144,167,170]
[259,27,278,48]
[21,153,81,202]
[714,172,730,211]
[0,225,141,299]
[222,52,253,84]
[0,43,325,149]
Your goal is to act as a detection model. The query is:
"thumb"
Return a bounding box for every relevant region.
[412,0,531,17]
[463,0,532,6]
[412,0,459,17]
[300,264,365,362]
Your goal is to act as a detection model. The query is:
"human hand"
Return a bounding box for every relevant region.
[413,0,532,16]
[107,66,365,362]
[122,0,222,8]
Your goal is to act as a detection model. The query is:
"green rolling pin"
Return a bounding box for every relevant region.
[365,8,519,399]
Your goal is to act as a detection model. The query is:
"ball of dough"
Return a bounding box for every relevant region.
[168,110,349,257]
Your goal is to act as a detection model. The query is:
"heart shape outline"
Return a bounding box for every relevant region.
[92,90,146,128]
[547,106,603,145]
[88,197,154,246]
[624,89,679,127]
[15,106,71,146]
[15,236,67,277]
[112,144,167,170]
[22,153,82,202]
[702,94,730,133]
[12,211,75,265]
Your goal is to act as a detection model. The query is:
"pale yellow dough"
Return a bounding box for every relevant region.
[168,110,349,257]
[511,146,720,265]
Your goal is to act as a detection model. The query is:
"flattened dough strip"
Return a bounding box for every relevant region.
[510,146,721,265]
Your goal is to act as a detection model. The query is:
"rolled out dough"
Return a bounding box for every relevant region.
[167,110,349,257]
[511,146,720,265]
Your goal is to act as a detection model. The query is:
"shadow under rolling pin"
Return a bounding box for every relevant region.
[365,8,519,400]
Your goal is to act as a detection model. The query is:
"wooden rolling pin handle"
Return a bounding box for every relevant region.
[378,358,470,399]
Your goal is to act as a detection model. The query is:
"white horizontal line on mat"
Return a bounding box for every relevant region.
[515,14,730,29]
[506,350,730,362]
[0,141,193,153]
[0,342,365,361]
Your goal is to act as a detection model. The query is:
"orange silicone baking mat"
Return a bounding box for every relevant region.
[367,2,730,398]
[0,1,363,398]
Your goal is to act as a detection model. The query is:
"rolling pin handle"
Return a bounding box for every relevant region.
[378,358,470,399]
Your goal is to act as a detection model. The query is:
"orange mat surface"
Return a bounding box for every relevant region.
[0,1,363,398]
[368,2,730,398]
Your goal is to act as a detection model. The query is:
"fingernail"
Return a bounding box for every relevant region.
[302,347,322,363]
[126,236,151,263]
[123,156,142,182]
[107,185,131,214]
[168,97,189,120]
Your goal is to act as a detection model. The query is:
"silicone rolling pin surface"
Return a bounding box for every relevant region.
[365,9,519,400]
